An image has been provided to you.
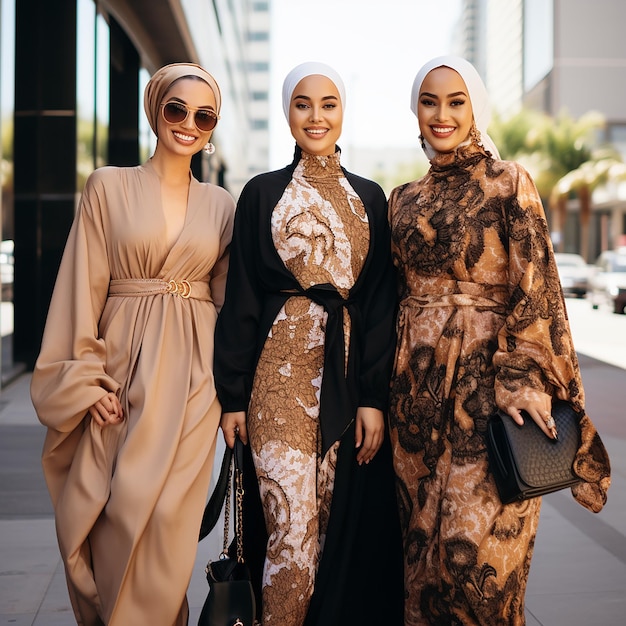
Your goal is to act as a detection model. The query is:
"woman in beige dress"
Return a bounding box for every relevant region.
[388,55,611,625]
[30,63,235,626]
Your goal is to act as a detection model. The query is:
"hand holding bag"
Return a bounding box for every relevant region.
[198,438,256,626]
[487,400,582,504]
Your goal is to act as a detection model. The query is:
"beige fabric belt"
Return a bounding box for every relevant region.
[108,278,212,301]
[400,279,508,309]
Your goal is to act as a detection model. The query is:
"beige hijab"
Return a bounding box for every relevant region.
[143,63,221,136]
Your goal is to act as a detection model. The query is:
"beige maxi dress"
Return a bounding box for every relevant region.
[30,161,235,625]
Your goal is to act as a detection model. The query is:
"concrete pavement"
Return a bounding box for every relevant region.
[1,300,625,624]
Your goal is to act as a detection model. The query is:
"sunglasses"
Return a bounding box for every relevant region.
[160,101,219,132]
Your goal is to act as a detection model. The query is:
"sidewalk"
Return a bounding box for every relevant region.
[1,355,625,624]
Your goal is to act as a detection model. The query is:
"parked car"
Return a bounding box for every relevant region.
[554,252,592,298]
[588,248,626,314]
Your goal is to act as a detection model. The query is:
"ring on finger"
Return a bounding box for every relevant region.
[543,414,556,430]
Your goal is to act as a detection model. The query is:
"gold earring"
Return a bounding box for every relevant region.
[470,122,483,147]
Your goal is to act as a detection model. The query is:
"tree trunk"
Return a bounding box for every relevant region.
[579,185,591,262]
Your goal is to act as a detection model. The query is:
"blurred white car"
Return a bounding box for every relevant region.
[588,248,626,314]
[554,252,591,298]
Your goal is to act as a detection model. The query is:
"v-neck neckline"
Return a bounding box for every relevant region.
[146,160,194,254]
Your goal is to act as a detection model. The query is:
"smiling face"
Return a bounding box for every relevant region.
[288,74,343,156]
[156,77,217,157]
[417,66,474,154]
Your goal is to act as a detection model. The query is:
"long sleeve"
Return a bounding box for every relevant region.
[493,163,610,512]
[493,166,576,401]
[31,170,120,433]
[350,176,397,411]
[209,201,234,314]
[214,180,266,412]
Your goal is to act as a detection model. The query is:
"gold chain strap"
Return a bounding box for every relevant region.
[220,445,245,563]
[220,459,233,558]
[235,463,244,563]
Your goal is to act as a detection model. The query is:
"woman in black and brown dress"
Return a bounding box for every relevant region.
[214,62,403,626]
[388,55,611,625]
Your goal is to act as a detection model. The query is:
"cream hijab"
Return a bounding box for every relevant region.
[281,61,346,120]
[143,63,222,137]
[409,55,500,160]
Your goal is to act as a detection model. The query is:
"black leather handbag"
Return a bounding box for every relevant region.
[198,438,256,626]
[486,400,582,504]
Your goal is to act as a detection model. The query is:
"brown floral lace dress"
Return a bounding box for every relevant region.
[247,151,369,625]
[388,143,610,625]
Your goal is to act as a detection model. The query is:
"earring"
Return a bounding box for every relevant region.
[203,142,215,155]
[419,134,426,151]
[470,122,483,147]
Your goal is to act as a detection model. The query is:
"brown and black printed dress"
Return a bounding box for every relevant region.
[388,143,610,626]
[248,151,369,624]
[215,146,404,626]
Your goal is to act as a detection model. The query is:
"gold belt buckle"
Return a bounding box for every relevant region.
[166,279,191,298]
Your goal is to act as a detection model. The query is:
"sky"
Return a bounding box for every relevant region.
[268,0,462,167]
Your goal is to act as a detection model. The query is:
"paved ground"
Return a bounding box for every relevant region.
[1,298,625,625]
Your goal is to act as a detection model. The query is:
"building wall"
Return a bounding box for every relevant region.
[485,0,523,118]
[458,0,488,75]
[551,0,626,120]
[245,1,271,178]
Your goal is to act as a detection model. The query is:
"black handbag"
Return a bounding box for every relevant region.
[198,438,256,626]
[486,400,582,504]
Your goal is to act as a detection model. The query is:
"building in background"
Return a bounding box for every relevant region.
[457,0,626,260]
[0,0,272,384]
[244,1,272,179]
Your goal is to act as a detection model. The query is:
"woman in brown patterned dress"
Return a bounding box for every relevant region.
[388,55,611,625]
[214,62,403,626]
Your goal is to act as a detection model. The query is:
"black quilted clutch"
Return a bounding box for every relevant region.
[486,400,582,504]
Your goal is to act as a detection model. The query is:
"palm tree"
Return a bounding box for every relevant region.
[551,155,626,260]
[490,108,618,257]
[489,109,546,162]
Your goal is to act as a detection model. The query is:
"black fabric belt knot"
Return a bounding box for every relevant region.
[277,283,359,456]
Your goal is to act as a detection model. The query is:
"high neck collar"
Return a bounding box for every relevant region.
[298,148,343,179]
[429,141,491,173]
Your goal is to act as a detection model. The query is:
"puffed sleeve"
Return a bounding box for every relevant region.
[30,170,122,503]
[31,170,121,432]
[493,163,610,512]
[214,180,265,412]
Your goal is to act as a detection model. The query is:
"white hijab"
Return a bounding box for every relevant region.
[282,61,346,120]
[409,55,500,160]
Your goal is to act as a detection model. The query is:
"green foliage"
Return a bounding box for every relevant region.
[77,116,108,189]
[488,108,618,200]
[1,116,13,160]
[489,109,545,161]
[1,116,14,195]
